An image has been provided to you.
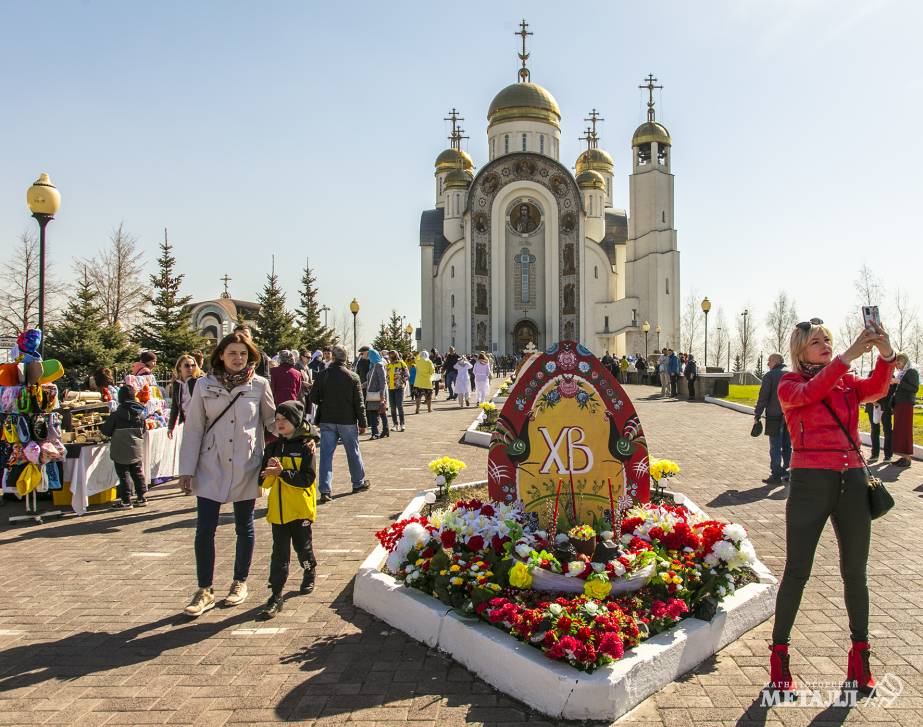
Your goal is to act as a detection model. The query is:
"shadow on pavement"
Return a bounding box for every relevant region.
[0,506,196,542]
[706,482,788,508]
[0,606,264,693]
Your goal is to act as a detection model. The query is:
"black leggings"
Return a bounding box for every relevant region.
[114,462,146,502]
[772,467,871,645]
[269,519,316,595]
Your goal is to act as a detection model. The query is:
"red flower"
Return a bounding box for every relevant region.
[556,615,573,633]
[598,632,625,659]
[420,547,434,559]
[576,626,594,642]
[480,504,496,517]
[467,535,485,552]
[621,517,643,534]
[440,530,457,549]
[649,526,665,542]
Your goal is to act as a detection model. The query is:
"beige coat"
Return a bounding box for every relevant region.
[179,374,276,503]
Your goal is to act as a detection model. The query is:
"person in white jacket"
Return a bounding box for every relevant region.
[178,333,277,618]
[454,355,473,407]
[473,353,492,404]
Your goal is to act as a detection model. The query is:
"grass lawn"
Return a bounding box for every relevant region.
[719,385,923,447]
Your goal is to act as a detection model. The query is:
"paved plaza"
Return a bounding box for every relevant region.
[0,386,921,726]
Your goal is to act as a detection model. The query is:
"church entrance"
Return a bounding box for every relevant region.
[512,320,539,354]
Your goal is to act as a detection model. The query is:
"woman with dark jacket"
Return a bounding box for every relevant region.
[168,354,203,439]
[768,319,894,697]
[891,353,919,468]
[365,349,389,439]
[864,385,895,463]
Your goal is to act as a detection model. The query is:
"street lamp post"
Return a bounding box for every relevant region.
[26,173,61,348]
[642,321,651,379]
[404,323,414,352]
[319,305,330,328]
[349,298,360,361]
[655,323,662,352]
[701,297,711,369]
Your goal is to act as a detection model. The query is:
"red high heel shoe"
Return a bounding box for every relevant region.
[769,644,797,694]
[846,641,876,694]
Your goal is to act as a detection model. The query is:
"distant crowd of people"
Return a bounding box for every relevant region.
[601,349,699,400]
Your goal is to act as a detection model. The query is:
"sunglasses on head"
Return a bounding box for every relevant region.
[796,317,824,332]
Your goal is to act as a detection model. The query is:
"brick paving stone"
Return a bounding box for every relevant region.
[1,384,921,725]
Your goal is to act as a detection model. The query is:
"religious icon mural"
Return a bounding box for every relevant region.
[474,213,489,234]
[487,341,650,527]
[560,212,576,234]
[509,201,541,235]
[475,244,488,275]
[563,283,576,314]
[476,321,487,349]
[562,244,576,274]
[475,283,488,314]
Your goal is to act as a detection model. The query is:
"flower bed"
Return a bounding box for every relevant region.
[355,488,776,721]
[373,496,763,673]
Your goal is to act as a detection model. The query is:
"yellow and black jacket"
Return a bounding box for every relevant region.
[259,424,320,524]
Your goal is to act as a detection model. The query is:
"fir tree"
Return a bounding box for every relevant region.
[45,266,135,389]
[372,310,412,357]
[134,231,204,366]
[254,258,298,354]
[732,353,742,374]
[294,259,337,351]
[755,354,764,378]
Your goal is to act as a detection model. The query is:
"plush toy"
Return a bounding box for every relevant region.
[10,329,44,385]
[0,359,63,386]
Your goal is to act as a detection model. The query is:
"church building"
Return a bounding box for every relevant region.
[419,21,680,357]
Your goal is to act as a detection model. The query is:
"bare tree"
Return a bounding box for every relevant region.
[0,230,65,336]
[680,288,703,360]
[85,223,147,330]
[853,264,884,373]
[735,306,757,373]
[909,320,923,363]
[891,288,917,352]
[765,291,798,354]
[712,307,730,370]
[333,310,359,351]
[839,310,863,373]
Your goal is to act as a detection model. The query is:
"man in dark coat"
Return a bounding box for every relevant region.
[754,353,790,484]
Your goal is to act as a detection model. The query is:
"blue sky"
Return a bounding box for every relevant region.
[1,0,920,349]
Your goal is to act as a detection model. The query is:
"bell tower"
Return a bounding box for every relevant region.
[626,74,680,355]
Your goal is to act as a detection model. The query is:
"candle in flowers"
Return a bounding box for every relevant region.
[607,477,615,528]
[551,478,563,533]
[568,472,578,523]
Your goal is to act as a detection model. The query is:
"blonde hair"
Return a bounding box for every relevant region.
[173,353,202,381]
[789,323,834,375]
[895,352,909,368]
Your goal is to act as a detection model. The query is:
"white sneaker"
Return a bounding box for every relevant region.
[183,587,215,617]
[225,580,248,606]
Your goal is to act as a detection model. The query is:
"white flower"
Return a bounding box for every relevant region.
[723,524,747,543]
[716,585,726,597]
[435,475,446,486]
[609,560,626,577]
[548,603,563,616]
[712,540,738,564]
[682,546,694,553]
[515,543,532,559]
[599,530,614,541]
[737,540,757,566]
[704,552,719,567]
[565,560,584,577]
[591,562,606,573]
[621,533,634,545]
[583,601,600,615]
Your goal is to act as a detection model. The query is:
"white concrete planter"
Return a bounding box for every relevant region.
[706,396,923,460]
[463,411,494,447]
[354,489,778,722]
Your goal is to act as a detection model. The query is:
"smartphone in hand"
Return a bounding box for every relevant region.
[862,305,881,331]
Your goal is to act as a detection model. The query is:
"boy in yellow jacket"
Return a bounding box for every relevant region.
[258,400,320,619]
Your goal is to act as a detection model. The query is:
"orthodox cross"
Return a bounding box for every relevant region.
[516,19,533,82]
[579,127,595,154]
[220,274,232,299]
[584,109,604,146]
[639,74,663,122]
[515,247,536,305]
[444,108,468,150]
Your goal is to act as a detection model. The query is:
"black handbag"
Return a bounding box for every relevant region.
[820,400,894,519]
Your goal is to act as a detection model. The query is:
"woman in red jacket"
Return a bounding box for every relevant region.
[769,318,894,697]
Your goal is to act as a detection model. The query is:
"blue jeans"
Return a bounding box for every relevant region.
[769,424,792,478]
[195,497,255,588]
[445,370,457,397]
[389,388,405,426]
[319,422,367,494]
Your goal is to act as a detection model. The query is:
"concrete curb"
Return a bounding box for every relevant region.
[354,490,778,721]
[705,396,923,460]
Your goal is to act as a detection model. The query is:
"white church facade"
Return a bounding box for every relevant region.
[419,22,680,357]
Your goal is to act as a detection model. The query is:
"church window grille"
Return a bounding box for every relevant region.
[604,315,610,332]
[451,265,455,278]
[504,135,510,154]
[594,266,598,279]
[665,277,670,295]
[514,247,537,307]
[540,135,545,154]
[451,294,455,308]
[662,210,665,223]
[522,133,527,151]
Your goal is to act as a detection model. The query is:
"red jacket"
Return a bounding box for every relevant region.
[779,355,895,470]
[270,364,303,406]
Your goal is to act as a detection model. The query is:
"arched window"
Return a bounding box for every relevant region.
[665,277,670,294]
[540,135,545,154]
[662,210,666,223]
[504,135,510,154]
[522,133,527,151]
[594,266,598,279]
[451,265,455,278]
[451,294,455,308]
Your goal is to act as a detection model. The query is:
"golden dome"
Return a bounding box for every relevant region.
[444,168,473,189]
[435,148,474,173]
[632,121,671,147]
[575,148,614,175]
[487,82,561,128]
[576,169,606,190]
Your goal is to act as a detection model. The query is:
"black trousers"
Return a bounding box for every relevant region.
[269,519,316,595]
[772,467,870,645]
[114,461,146,502]
[670,373,679,396]
[869,412,893,459]
[687,378,696,400]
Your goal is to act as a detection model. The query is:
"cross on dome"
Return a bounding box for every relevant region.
[584,109,604,146]
[516,19,533,82]
[220,274,232,299]
[639,74,663,123]
[444,108,469,151]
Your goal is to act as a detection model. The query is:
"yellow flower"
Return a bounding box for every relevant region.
[449,564,461,573]
[584,579,613,599]
[439,570,448,576]
[660,572,671,582]
[450,577,463,586]
[415,559,424,566]
[672,576,683,584]
[508,562,533,589]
